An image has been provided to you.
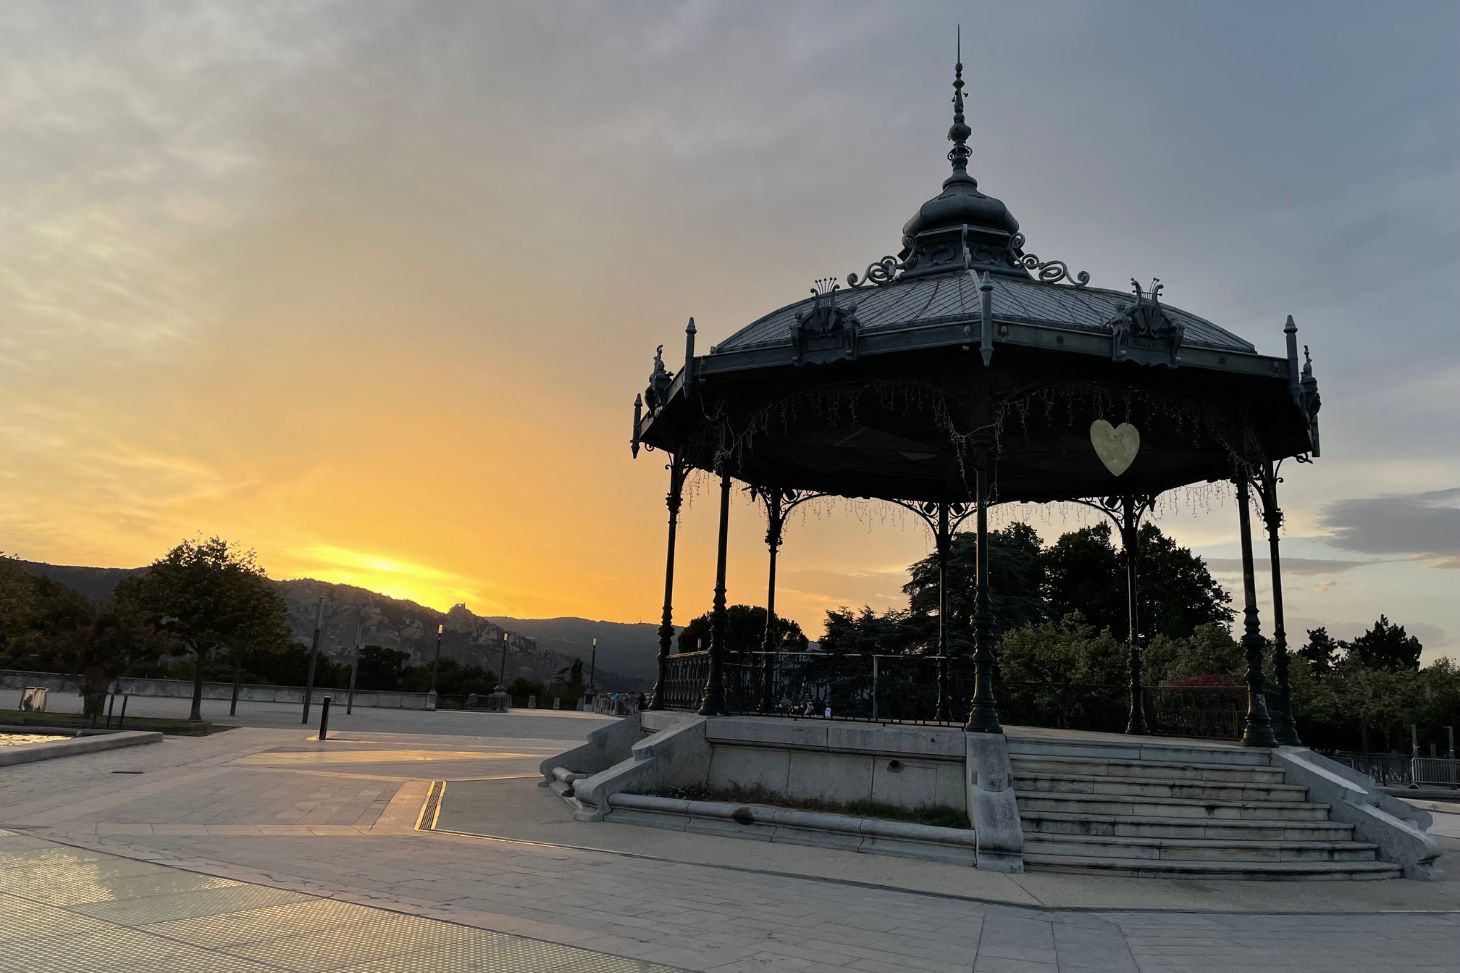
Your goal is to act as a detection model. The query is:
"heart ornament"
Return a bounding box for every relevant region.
[1090,419,1139,477]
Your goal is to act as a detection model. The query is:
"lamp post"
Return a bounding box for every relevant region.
[429,623,443,695]
[590,636,598,693]
[302,597,323,725]
[498,631,509,691]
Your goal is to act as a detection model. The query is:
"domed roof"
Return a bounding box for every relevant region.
[710,270,1255,358]
[902,176,1020,242]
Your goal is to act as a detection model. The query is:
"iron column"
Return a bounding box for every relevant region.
[649,455,687,709]
[302,596,323,725]
[1260,461,1302,746]
[1235,474,1279,748]
[1121,496,1149,735]
[699,466,732,716]
[760,488,784,714]
[935,501,952,724]
[965,438,1001,734]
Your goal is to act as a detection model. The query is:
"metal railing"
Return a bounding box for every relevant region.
[657,650,1259,740]
[1412,757,1459,788]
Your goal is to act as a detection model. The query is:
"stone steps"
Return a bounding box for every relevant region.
[1015,791,1332,821]
[1021,810,1357,842]
[1012,772,1309,802]
[1020,852,1402,881]
[1024,832,1380,863]
[1007,736,1272,767]
[1007,733,1400,880]
[1011,755,1287,783]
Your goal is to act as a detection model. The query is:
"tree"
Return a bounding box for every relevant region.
[55,593,165,720]
[1298,626,1343,677]
[678,605,807,654]
[1043,521,1232,641]
[0,554,40,655]
[355,645,411,690]
[902,523,1047,654]
[820,606,909,654]
[128,537,290,721]
[1347,615,1423,672]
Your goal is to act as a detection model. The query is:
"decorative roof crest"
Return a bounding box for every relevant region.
[946,26,974,187]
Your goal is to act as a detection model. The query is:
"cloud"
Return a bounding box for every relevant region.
[1203,557,1375,575]
[1317,487,1460,566]
[1316,579,1338,592]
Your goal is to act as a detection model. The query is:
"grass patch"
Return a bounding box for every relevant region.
[643,783,969,830]
[0,709,228,737]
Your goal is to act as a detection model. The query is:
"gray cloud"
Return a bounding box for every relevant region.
[1318,488,1460,565]
[1204,557,1376,576]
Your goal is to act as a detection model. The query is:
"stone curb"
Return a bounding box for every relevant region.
[606,792,978,865]
[0,730,163,767]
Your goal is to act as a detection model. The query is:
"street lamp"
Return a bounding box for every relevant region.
[429,623,443,695]
[498,631,509,691]
[590,636,597,693]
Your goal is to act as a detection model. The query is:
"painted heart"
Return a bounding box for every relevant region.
[1090,419,1139,477]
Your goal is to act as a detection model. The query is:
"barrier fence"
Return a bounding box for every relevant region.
[658,649,1263,741]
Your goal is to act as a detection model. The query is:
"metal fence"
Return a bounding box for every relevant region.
[657,650,1260,741]
[1412,757,1459,788]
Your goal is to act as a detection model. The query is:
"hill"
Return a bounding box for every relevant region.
[12,560,651,691]
[483,616,667,684]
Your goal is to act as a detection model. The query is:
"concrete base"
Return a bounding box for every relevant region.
[605,792,979,866]
[966,733,1024,872]
[0,730,163,767]
[1274,747,1441,880]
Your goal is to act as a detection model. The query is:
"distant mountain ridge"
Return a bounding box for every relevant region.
[484,616,667,683]
[14,559,654,691]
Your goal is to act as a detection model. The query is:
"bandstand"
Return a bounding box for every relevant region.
[630,54,1322,750]
[541,55,1439,881]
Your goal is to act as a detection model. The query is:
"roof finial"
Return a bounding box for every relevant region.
[946,26,975,187]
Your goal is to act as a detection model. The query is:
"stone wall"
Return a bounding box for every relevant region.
[638,717,968,813]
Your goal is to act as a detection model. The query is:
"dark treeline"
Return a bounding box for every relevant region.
[0,538,587,719]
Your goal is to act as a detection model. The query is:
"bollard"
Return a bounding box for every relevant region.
[319,695,332,741]
[117,694,128,730]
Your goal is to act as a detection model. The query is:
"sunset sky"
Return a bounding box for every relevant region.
[2,1,1458,662]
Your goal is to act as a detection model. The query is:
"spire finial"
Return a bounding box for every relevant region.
[946,26,975,187]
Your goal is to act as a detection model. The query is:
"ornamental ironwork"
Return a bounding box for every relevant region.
[1009,233,1090,287]
[846,255,905,289]
[1107,277,1185,367]
[791,278,861,362]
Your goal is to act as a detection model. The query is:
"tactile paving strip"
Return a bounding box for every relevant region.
[70,882,310,924]
[326,934,687,972]
[223,913,483,971]
[142,897,383,947]
[5,837,689,973]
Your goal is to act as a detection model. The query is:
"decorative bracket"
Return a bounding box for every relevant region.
[1008,233,1090,287]
[847,255,905,289]
[1107,278,1184,367]
[791,278,861,364]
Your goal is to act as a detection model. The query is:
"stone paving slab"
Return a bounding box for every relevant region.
[0,830,686,972]
[3,714,1459,973]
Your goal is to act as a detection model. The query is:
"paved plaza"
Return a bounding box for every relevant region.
[1,701,1457,972]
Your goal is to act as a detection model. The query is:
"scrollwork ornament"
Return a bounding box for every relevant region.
[1008,233,1090,287]
[847,255,905,289]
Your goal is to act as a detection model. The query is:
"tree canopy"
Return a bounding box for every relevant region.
[678,604,808,654]
[127,537,290,720]
[823,519,1232,652]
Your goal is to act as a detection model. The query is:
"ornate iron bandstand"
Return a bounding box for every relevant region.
[630,58,1322,748]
